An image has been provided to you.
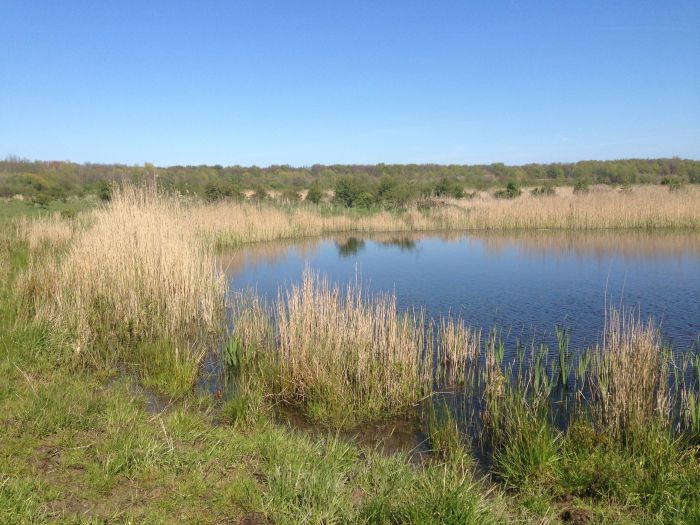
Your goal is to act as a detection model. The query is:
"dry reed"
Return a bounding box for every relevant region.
[191,185,700,248]
[16,213,74,250]
[33,185,225,367]
[230,270,480,423]
[590,307,671,435]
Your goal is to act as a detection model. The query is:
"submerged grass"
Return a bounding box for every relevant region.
[230,270,480,426]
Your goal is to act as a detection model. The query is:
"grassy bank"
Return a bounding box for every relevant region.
[3,184,700,523]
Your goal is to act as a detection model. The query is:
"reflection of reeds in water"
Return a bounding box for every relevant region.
[477,230,700,260]
[196,185,700,248]
[216,238,321,278]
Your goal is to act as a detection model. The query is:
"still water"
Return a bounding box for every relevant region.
[221,231,700,354]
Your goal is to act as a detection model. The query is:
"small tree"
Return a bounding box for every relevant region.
[355,191,375,209]
[333,176,359,207]
[252,186,268,201]
[495,181,521,199]
[573,178,590,194]
[306,181,323,204]
[97,180,111,201]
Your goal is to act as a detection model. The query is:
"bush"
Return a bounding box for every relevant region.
[280,189,300,203]
[333,176,358,207]
[306,182,323,204]
[355,191,375,209]
[204,180,241,202]
[531,184,555,197]
[661,176,685,192]
[434,177,464,199]
[31,193,51,208]
[494,182,521,199]
[252,186,268,201]
[573,178,589,194]
[97,180,112,201]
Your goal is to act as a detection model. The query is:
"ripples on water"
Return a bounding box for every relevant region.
[211,231,700,460]
[220,231,700,354]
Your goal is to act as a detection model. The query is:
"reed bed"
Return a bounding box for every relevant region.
[452,185,700,230]
[229,272,699,442]
[229,270,479,424]
[24,185,225,375]
[16,213,74,250]
[195,185,700,247]
[589,307,671,435]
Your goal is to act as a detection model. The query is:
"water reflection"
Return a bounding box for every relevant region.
[475,230,700,260]
[336,237,366,257]
[220,231,700,352]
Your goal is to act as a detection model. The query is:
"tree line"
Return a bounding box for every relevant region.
[1,156,698,205]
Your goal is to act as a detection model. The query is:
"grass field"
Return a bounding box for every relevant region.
[2,184,700,523]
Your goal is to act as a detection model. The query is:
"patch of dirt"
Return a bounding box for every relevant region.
[239,511,269,525]
[559,507,591,524]
[557,495,591,525]
[35,444,62,471]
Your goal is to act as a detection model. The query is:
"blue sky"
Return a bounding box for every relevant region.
[1,1,698,166]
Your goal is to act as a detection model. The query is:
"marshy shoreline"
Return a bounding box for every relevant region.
[2,183,700,523]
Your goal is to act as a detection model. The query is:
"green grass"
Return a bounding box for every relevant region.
[3,216,700,523]
[0,197,94,222]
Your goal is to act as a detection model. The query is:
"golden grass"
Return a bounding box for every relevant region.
[16,213,74,250]
[591,307,670,435]
[452,185,700,230]
[192,184,700,248]
[26,185,225,369]
[230,269,479,424]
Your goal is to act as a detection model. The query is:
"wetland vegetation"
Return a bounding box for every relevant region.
[2,178,700,523]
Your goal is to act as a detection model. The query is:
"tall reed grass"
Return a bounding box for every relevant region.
[590,307,670,435]
[22,185,225,381]
[229,270,480,425]
[16,213,74,250]
[197,185,700,247]
[230,271,698,443]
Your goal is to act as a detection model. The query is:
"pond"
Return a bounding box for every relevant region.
[221,231,700,355]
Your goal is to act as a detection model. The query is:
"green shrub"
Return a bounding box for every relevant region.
[306,181,323,203]
[661,176,685,192]
[494,182,521,199]
[434,177,464,198]
[355,191,375,209]
[531,184,555,197]
[573,178,590,194]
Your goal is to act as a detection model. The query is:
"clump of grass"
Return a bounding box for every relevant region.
[230,270,482,426]
[436,317,481,387]
[425,399,472,463]
[590,307,670,437]
[15,213,75,251]
[490,390,561,488]
[20,184,225,389]
[243,270,431,424]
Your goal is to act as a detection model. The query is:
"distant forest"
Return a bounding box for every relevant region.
[1,157,698,203]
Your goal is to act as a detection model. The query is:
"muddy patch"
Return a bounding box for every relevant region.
[275,405,430,463]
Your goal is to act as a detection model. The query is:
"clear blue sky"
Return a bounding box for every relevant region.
[1,1,699,166]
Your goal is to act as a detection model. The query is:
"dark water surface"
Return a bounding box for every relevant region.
[221,231,700,354]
